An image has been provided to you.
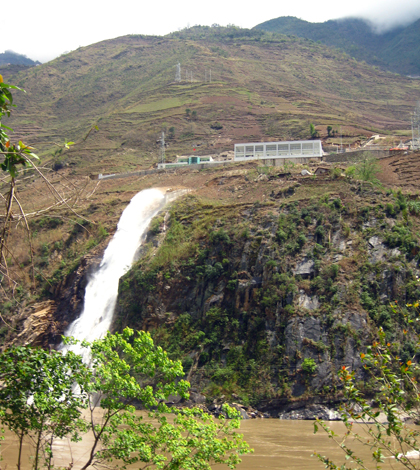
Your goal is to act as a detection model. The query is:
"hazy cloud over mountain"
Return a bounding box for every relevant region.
[2,0,420,63]
[351,0,420,32]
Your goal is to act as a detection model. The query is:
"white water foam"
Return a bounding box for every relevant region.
[61,188,174,359]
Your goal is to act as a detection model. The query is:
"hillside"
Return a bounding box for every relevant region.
[2,27,420,414]
[4,26,420,177]
[254,17,420,76]
[111,170,420,411]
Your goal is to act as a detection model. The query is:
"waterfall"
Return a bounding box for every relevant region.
[61,188,181,359]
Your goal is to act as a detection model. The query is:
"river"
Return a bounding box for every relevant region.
[1,418,403,470]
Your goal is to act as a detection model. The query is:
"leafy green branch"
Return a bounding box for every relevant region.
[313,305,420,470]
[3,327,253,470]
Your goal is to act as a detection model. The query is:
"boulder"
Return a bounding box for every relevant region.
[294,258,315,277]
[298,291,320,310]
[279,404,341,421]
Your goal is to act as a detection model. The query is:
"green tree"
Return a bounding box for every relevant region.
[309,123,319,139]
[327,125,333,137]
[356,155,381,184]
[346,153,381,185]
[0,328,250,470]
[0,346,89,470]
[67,328,251,470]
[185,108,191,117]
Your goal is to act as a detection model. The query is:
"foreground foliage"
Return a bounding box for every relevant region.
[0,328,251,469]
[0,347,88,470]
[314,304,420,470]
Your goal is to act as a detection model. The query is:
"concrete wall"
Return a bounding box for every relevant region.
[93,160,236,181]
[263,156,323,166]
[176,161,234,170]
[324,149,391,163]
[95,168,174,181]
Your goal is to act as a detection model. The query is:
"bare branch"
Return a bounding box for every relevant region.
[20,153,90,223]
[86,180,101,199]
[0,178,15,272]
[13,192,35,287]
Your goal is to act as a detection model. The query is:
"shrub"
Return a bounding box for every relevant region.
[297,234,307,249]
[150,215,163,235]
[345,165,356,178]
[304,215,312,226]
[315,225,325,243]
[386,202,398,217]
[227,279,238,291]
[301,357,317,374]
[210,228,231,244]
[276,229,287,243]
[408,200,420,215]
[354,154,381,185]
[330,167,342,179]
[331,198,343,209]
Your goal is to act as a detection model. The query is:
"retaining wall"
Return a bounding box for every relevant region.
[324,149,391,163]
[263,156,323,166]
[93,160,236,181]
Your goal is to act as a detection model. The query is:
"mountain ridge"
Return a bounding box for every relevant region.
[253,16,420,76]
[0,50,40,66]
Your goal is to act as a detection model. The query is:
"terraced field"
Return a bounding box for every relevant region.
[378,151,420,191]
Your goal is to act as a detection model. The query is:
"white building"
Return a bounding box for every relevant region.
[234,140,322,161]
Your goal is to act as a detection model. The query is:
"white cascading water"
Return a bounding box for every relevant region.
[61,188,179,360]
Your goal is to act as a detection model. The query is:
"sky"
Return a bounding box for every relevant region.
[3,0,420,63]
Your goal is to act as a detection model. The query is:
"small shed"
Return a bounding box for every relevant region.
[188,156,200,165]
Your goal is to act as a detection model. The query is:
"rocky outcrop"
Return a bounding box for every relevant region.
[293,258,315,277]
[49,254,102,346]
[113,189,420,411]
[279,404,341,420]
[3,301,57,350]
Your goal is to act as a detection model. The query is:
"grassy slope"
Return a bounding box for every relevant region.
[253,17,420,76]
[4,26,420,176]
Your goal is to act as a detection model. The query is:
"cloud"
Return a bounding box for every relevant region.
[351,0,420,32]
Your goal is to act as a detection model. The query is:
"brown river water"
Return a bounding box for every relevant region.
[1,419,405,470]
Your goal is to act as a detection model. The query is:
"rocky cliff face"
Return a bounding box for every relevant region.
[0,253,103,351]
[114,178,420,412]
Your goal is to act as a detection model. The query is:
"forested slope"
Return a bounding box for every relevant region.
[115,173,420,411]
[254,16,420,76]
